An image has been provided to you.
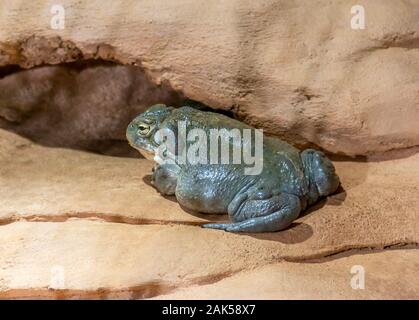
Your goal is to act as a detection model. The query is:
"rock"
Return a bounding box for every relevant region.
[1,222,417,299]
[155,250,419,300]
[1,0,418,155]
[0,130,200,225]
[0,129,418,298]
[0,0,417,299]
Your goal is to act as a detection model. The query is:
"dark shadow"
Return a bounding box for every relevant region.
[0,59,184,158]
[87,139,143,158]
[246,222,313,244]
[180,99,236,118]
[365,146,419,162]
[299,198,327,218]
[329,154,369,193]
[0,64,23,79]
[297,185,346,220]
[325,184,347,205]
[141,174,152,186]
[329,153,368,162]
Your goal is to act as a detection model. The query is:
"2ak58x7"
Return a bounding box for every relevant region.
[206,304,255,315]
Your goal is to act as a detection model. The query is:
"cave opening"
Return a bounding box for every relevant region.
[0,59,202,158]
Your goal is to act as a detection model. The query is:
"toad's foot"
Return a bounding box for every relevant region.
[151,163,180,195]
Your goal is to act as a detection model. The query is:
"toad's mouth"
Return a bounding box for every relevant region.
[127,139,156,160]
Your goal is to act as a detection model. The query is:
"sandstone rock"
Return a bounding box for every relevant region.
[156,250,419,300]
[0,129,201,225]
[2,220,416,299]
[1,0,418,155]
[0,0,417,300]
[0,129,418,299]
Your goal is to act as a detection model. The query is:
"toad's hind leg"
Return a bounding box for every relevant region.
[301,149,340,205]
[202,192,301,233]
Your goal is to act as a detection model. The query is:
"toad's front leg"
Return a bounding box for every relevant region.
[151,163,180,195]
[203,191,301,233]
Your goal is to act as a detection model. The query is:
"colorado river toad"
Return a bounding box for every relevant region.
[126,104,340,233]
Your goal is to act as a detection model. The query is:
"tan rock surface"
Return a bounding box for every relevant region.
[0,129,198,225]
[0,129,418,299]
[1,221,417,299]
[1,0,419,155]
[156,250,419,300]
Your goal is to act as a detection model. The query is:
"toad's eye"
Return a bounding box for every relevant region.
[137,123,151,136]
